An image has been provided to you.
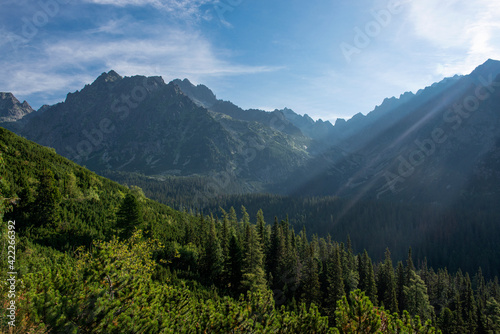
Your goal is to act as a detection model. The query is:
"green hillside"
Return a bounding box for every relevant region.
[1,127,499,333]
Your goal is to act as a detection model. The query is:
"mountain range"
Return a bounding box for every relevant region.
[2,59,500,208]
[288,60,500,205]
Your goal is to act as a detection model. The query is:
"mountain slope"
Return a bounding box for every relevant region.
[286,59,500,206]
[0,126,455,334]
[9,71,235,176]
[280,107,337,143]
[173,78,304,137]
[1,71,310,194]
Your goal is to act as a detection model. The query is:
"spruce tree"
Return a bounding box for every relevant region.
[241,205,250,228]
[116,193,142,239]
[377,248,398,313]
[201,218,223,286]
[229,206,238,232]
[357,252,367,292]
[396,261,407,313]
[33,169,61,227]
[256,209,269,254]
[241,224,267,293]
[326,246,344,317]
[226,234,243,295]
[461,273,476,332]
[281,225,300,304]
[404,270,433,320]
[300,243,321,307]
[485,298,500,332]
[220,210,231,279]
[267,217,286,290]
[363,250,378,305]
[341,242,358,293]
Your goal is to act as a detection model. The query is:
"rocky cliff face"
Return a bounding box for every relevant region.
[0,92,34,122]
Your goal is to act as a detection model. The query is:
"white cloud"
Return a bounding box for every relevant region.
[83,0,217,20]
[84,0,213,9]
[0,20,279,107]
[407,0,500,76]
[43,28,279,77]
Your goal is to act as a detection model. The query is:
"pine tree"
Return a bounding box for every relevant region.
[241,225,267,293]
[377,248,398,313]
[451,270,467,333]
[226,234,243,295]
[358,252,367,292]
[335,290,381,333]
[298,225,308,259]
[433,267,451,314]
[362,250,378,305]
[201,217,223,286]
[300,243,321,307]
[256,209,269,254]
[33,169,61,227]
[438,307,455,333]
[485,297,500,332]
[406,247,415,277]
[220,209,231,279]
[341,241,358,293]
[116,193,142,239]
[267,217,286,290]
[404,270,433,320]
[10,173,35,226]
[281,225,300,304]
[241,205,250,228]
[229,206,238,232]
[461,273,476,332]
[474,267,487,309]
[325,245,344,317]
[396,261,407,313]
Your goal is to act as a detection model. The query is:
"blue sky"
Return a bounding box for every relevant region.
[1,0,500,122]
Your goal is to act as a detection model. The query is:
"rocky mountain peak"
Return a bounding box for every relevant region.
[95,70,123,84]
[172,78,217,108]
[0,92,34,122]
[468,59,500,82]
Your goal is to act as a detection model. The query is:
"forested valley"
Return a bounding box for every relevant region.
[103,171,500,279]
[1,127,500,333]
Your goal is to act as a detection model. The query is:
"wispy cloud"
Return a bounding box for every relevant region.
[0,17,279,107]
[43,26,280,76]
[83,0,217,20]
[84,0,214,9]
[407,0,500,76]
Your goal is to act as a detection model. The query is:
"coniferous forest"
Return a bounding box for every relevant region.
[3,0,500,330]
[1,126,500,333]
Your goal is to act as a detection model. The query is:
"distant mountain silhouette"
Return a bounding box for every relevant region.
[3,59,500,205]
[285,59,500,206]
